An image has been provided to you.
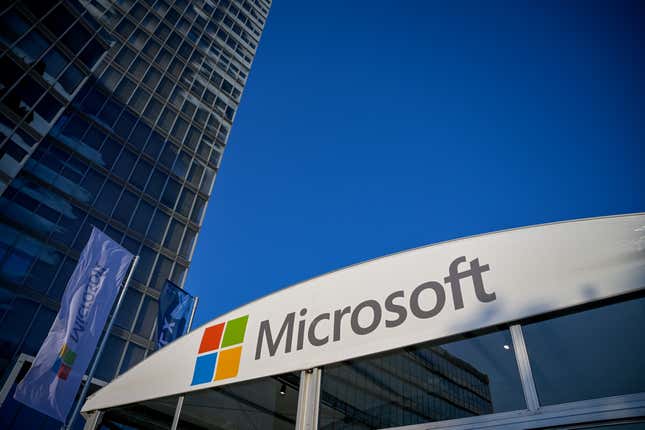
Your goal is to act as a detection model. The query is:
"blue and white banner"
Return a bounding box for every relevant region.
[156,281,194,350]
[14,227,133,422]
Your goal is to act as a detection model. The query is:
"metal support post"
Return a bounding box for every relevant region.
[510,324,540,411]
[295,368,321,430]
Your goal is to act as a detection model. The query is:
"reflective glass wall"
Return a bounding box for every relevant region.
[0,0,269,427]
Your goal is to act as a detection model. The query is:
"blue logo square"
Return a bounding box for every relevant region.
[191,352,218,385]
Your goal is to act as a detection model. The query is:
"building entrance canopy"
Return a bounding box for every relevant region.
[82,214,645,415]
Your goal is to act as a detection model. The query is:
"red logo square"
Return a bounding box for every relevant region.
[198,323,225,353]
[57,364,72,380]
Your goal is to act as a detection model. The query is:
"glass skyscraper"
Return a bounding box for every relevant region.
[0,0,269,426]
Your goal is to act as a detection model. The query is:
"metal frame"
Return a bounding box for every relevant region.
[295,368,322,430]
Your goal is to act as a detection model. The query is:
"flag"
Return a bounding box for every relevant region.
[156,280,195,349]
[13,227,133,422]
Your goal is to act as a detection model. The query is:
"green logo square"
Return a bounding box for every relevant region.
[221,315,248,348]
[62,348,77,366]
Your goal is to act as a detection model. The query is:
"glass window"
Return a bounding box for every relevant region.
[133,245,154,284]
[143,38,161,59]
[113,189,137,225]
[115,76,136,104]
[0,10,30,46]
[99,138,121,169]
[134,295,158,338]
[179,228,196,259]
[187,160,204,187]
[161,178,180,209]
[163,219,184,252]
[62,22,91,53]
[0,298,38,365]
[149,255,172,290]
[112,148,136,180]
[130,87,151,114]
[130,200,154,234]
[144,132,164,158]
[58,63,84,94]
[172,151,190,178]
[95,335,126,381]
[114,110,137,140]
[145,169,166,201]
[94,180,121,217]
[143,66,162,89]
[177,188,195,218]
[159,142,178,169]
[16,30,49,64]
[523,296,645,406]
[131,158,152,190]
[171,117,188,143]
[115,288,142,331]
[148,209,169,244]
[142,97,162,122]
[120,342,146,374]
[79,38,105,69]
[130,121,152,151]
[115,45,136,70]
[22,307,56,357]
[157,106,175,132]
[319,327,525,429]
[191,197,206,225]
[179,373,301,430]
[100,395,178,429]
[129,56,148,79]
[34,93,63,122]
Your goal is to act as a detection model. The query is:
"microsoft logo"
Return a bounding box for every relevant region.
[52,344,76,380]
[191,315,249,386]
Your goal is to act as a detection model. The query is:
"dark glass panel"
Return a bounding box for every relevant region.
[94,180,121,216]
[319,328,524,429]
[113,189,138,225]
[148,209,169,244]
[130,200,154,234]
[131,158,152,190]
[115,288,142,331]
[134,295,158,338]
[100,395,178,429]
[160,178,180,209]
[179,373,301,430]
[119,342,146,374]
[523,296,645,406]
[149,255,172,290]
[62,22,92,53]
[94,335,126,381]
[145,169,166,201]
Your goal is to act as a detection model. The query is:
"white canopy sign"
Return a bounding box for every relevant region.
[83,214,645,412]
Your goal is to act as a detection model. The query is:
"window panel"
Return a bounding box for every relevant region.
[161,178,180,209]
[94,180,121,217]
[523,296,645,406]
[115,288,142,331]
[120,342,146,374]
[112,148,136,180]
[134,295,158,338]
[130,200,154,234]
[149,255,172,290]
[145,169,166,201]
[148,209,169,244]
[319,327,524,428]
[131,158,152,190]
[113,189,137,225]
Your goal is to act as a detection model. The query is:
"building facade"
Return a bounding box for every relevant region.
[76,214,645,430]
[0,0,269,427]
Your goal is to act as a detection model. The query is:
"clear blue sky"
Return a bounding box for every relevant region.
[187,1,644,327]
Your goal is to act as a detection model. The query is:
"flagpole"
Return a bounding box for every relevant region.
[64,255,139,430]
[170,295,199,430]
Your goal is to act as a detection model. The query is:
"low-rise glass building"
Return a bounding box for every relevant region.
[70,214,645,429]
